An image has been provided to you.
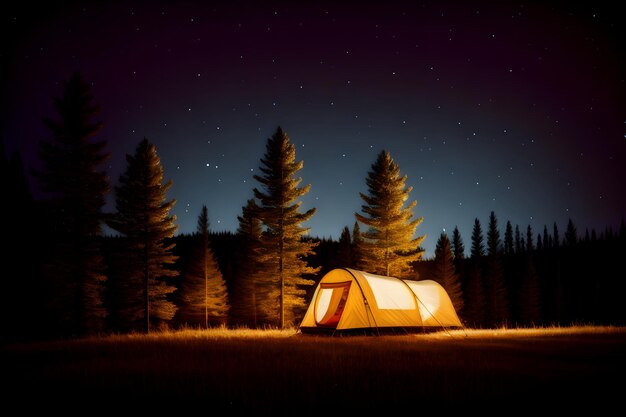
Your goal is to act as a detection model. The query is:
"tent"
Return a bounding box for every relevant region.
[300,268,462,332]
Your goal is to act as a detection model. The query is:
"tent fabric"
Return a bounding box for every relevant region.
[300,268,462,331]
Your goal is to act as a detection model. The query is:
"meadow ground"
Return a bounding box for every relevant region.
[3,326,625,411]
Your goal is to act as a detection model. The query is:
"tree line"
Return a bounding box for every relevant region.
[2,73,624,340]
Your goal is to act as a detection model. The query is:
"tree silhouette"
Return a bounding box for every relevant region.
[487,212,501,256]
[109,139,178,332]
[253,127,319,328]
[231,200,274,327]
[565,219,577,246]
[526,225,534,251]
[504,221,514,255]
[336,226,353,267]
[433,233,464,314]
[34,73,108,335]
[485,212,509,326]
[465,219,485,326]
[543,225,550,249]
[351,221,365,270]
[451,226,465,284]
[515,225,522,253]
[356,150,424,277]
[553,222,560,247]
[471,218,485,258]
[452,226,465,260]
[178,206,229,327]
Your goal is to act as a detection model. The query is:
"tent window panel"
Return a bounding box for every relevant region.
[405,281,441,321]
[362,273,416,310]
[315,282,351,327]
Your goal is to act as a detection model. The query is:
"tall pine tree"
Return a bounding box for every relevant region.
[336,226,353,267]
[178,206,229,327]
[543,225,550,249]
[351,221,365,270]
[466,218,486,327]
[109,139,178,332]
[433,233,464,314]
[515,225,522,253]
[451,226,465,260]
[487,212,501,256]
[451,226,465,286]
[565,219,577,246]
[355,150,424,277]
[526,225,534,251]
[485,212,509,326]
[253,127,319,328]
[553,222,560,247]
[232,200,274,327]
[504,221,514,255]
[471,218,485,258]
[34,73,108,335]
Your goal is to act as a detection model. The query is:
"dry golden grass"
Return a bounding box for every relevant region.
[3,326,625,410]
[90,324,626,342]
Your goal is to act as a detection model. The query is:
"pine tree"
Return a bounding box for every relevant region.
[179,206,229,327]
[336,226,353,267]
[109,139,178,332]
[543,225,550,249]
[253,127,319,328]
[351,221,365,270]
[356,150,424,277]
[451,226,465,292]
[232,200,274,327]
[485,212,508,326]
[451,226,465,260]
[565,219,577,246]
[433,233,464,314]
[486,211,501,256]
[466,219,486,326]
[34,73,108,335]
[553,222,560,247]
[504,221,514,255]
[515,225,522,253]
[526,225,534,251]
[537,233,543,251]
[471,218,485,258]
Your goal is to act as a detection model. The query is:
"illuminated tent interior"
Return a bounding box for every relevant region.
[300,268,462,332]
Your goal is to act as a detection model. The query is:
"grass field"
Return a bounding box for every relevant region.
[3,326,625,410]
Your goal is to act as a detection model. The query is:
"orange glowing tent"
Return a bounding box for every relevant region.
[300,268,462,332]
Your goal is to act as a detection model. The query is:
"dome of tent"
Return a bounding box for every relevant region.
[300,268,462,332]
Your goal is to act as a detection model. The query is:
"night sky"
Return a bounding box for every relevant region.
[3,1,625,256]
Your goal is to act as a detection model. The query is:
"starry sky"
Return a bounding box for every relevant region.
[3,1,625,256]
